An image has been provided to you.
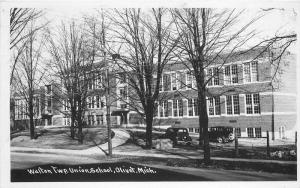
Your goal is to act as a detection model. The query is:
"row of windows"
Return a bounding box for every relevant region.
[158,62,259,91]
[87,96,105,109]
[15,97,40,120]
[156,93,260,117]
[187,127,262,138]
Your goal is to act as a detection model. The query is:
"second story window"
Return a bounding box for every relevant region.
[171,73,178,91]
[226,95,240,115]
[120,86,127,99]
[207,68,219,86]
[163,74,171,91]
[186,71,193,88]
[224,64,238,85]
[244,62,258,83]
[208,96,221,116]
[246,93,260,114]
[119,73,126,84]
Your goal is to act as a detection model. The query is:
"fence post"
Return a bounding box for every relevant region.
[295,131,297,146]
[267,131,270,158]
[235,128,239,157]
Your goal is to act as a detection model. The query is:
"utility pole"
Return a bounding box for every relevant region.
[102,11,112,157]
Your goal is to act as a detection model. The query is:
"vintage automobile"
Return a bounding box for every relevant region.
[161,127,192,145]
[208,126,235,143]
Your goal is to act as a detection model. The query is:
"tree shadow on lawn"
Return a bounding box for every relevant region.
[11,128,114,150]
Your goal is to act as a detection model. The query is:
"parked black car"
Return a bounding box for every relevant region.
[161,127,192,145]
[208,126,235,143]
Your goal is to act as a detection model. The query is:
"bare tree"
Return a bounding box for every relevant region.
[105,8,180,148]
[10,8,45,85]
[171,8,265,163]
[13,24,46,139]
[47,21,100,143]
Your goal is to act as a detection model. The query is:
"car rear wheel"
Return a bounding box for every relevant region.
[217,137,223,143]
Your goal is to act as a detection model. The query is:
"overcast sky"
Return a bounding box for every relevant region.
[43,8,297,52]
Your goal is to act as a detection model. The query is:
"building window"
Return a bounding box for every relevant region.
[88,115,94,126]
[173,100,178,117]
[159,101,168,117]
[119,73,126,84]
[207,67,219,86]
[244,62,258,83]
[255,127,262,138]
[88,97,92,109]
[187,98,198,116]
[64,117,71,126]
[224,64,238,85]
[195,128,200,133]
[120,86,127,99]
[208,96,221,116]
[188,128,194,132]
[120,104,127,109]
[279,126,286,139]
[247,128,254,138]
[95,73,103,89]
[188,99,193,116]
[226,95,240,115]
[171,73,178,91]
[173,99,183,117]
[163,74,171,91]
[96,96,100,108]
[159,77,163,91]
[246,93,260,114]
[186,71,193,88]
[235,128,241,138]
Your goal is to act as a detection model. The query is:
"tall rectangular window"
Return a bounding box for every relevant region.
[225,64,239,85]
[194,98,198,116]
[255,127,262,138]
[120,86,127,99]
[207,68,219,86]
[244,62,258,83]
[159,77,163,91]
[171,73,177,91]
[247,128,254,138]
[172,99,183,117]
[226,95,240,115]
[246,93,260,114]
[188,99,193,116]
[159,101,168,117]
[96,96,100,108]
[163,74,170,91]
[186,71,193,88]
[208,96,221,116]
[178,99,183,116]
[173,100,178,117]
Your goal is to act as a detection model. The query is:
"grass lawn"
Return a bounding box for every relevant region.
[11,127,113,150]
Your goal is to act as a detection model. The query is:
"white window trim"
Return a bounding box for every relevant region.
[225,95,240,116]
[243,61,258,84]
[244,93,261,116]
[207,96,221,117]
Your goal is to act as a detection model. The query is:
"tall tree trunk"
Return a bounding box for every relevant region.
[198,89,210,164]
[70,109,75,139]
[145,107,154,149]
[77,116,83,144]
[29,93,35,139]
